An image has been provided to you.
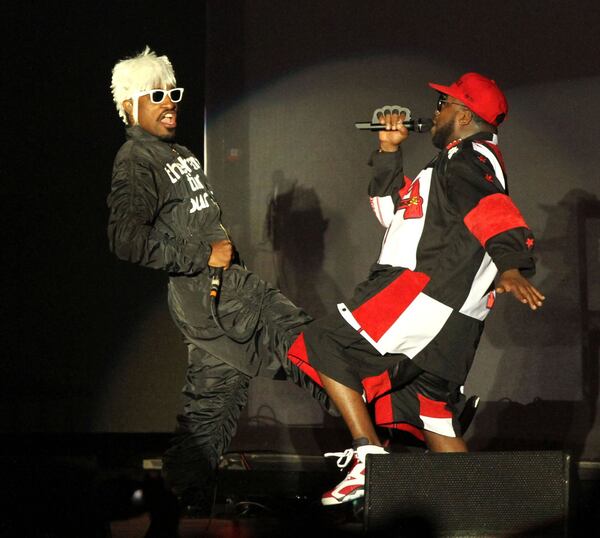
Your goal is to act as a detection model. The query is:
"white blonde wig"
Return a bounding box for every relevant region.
[111,46,177,124]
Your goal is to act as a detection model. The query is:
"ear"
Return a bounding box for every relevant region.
[457,108,474,127]
[122,99,134,125]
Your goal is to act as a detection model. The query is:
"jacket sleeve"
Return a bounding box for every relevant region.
[446,151,536,276]
[107,156,211,274]
[367,149,407,227]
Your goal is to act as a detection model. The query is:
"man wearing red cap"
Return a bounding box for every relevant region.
[287,72,545,506]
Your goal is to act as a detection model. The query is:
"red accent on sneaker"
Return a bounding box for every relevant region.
[321,455,365,506]
[322,445,388,506]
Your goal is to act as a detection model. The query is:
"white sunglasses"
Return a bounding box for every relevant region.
[132,87,184,104]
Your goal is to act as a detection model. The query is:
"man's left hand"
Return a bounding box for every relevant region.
[496,268,545,310]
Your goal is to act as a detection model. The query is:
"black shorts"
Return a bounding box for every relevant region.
[292,312,466,440]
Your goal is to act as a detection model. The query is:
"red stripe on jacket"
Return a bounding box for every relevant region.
[352,270,430,341]
[480,141,507,178]
[463,193,529,247]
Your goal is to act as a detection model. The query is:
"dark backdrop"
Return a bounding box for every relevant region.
[4,1,206,432]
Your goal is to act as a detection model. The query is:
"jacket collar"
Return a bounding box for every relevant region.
[467,131,498,145]
[445,131,498,150]
[126,125,176,144]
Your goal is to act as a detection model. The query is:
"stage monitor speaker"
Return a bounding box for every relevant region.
[364,451,572,537]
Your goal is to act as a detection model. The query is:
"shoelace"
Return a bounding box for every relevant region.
[324,448,355,469]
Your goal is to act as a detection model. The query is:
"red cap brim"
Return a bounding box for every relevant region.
[428,82,449,93]
[429,82,462,101]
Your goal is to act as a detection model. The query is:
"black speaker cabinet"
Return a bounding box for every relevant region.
[364,451,572,537]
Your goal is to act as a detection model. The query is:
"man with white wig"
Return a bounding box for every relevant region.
[107,47,335,515]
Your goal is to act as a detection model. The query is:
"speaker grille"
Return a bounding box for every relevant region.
[365,451,570,536]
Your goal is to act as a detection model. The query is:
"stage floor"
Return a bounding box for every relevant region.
[111,511,363,538]
[2,433,598,537]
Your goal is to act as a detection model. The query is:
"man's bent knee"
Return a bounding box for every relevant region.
[423,430,468,452]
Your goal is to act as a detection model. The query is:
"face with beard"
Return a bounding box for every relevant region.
[431,94,470,149]
[431,116,455,149]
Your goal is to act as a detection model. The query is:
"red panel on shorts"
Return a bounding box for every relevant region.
[373,394,394,425]
[418,393,452,418]
[362,370,392,403]
[352,270,430,341]
[287,333,323,386]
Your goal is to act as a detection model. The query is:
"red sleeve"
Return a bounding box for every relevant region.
[463,193,529,247]
[446,150,536,275]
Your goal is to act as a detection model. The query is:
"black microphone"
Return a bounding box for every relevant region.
[354,118,433,133]
[209,267,223,299]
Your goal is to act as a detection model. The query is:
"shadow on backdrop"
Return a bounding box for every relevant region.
[253,170,345,319]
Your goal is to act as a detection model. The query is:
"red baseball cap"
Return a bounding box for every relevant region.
[429,72,508,126]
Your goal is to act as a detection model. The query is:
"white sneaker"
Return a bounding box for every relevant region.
[321,445,388,506]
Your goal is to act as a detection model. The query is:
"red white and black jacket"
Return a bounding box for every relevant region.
[338,132,536,383]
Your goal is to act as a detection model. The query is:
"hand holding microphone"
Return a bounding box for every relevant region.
[354,105,432,152]
[208,239,233,299]
[206,238,258,343]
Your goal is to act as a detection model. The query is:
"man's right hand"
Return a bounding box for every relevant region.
[208,239,234,270]
[496,269,545,310]
[376,107,410,152]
